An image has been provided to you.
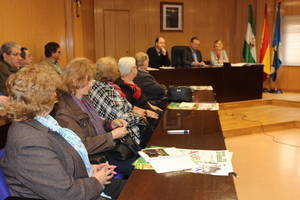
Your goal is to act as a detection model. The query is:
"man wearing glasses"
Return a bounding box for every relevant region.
[0,42,22,96]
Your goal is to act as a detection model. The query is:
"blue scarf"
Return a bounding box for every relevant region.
[35,115,93,177]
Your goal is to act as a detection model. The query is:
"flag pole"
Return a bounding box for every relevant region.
[269,1,283,94]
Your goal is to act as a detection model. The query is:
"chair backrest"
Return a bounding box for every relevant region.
[171,46,188,67]
[0,149,11,199]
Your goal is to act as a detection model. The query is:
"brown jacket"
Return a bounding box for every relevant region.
[53,93,115,156]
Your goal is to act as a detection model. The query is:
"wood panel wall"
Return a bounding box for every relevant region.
[0,0,69,65]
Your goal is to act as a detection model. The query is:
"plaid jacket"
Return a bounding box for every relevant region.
[88,81,142,144]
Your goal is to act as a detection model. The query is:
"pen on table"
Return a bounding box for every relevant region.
[167,130,190,134]
[229,172,238,178]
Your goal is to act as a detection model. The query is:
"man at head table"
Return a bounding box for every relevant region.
[183,36,205,67]
[146,37,171,68]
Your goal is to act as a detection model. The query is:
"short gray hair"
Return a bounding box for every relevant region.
[0,42,21,56]
[118,57,136,76]
[135,52,149,67]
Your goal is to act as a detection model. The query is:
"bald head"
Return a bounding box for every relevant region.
[155,37,166,50]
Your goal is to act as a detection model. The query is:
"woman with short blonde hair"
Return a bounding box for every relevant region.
[210,39,229,66]
[63,57,95,94]
[6,65,60,121]
[95,57,120,82]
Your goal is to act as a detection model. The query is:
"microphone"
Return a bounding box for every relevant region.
[216,51,221,60]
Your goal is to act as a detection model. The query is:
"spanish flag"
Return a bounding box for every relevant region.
[259,4,271,75]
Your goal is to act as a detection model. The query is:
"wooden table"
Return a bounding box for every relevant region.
[149,65,263,103]
[119,90,237,200]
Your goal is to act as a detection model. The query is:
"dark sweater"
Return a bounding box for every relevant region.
[134,70,167,101]
[146,47,171,68]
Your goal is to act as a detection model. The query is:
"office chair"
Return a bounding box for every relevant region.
[171,46,188,67]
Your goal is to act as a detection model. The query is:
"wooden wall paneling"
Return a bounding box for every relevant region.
[115,10,131,58]
[81,0,96,61]
[64,0,75,63]
[276,66,300,92]
[103,10,117,57]
[73,4,84,59]
[103,9,131,59]
[94,0,112,59]
[0,0,68,66]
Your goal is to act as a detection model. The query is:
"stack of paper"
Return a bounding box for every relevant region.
[147,67,159,71]
[160,66,175,69]
[168,102,219,110]
[136,147,234,176]
[190,85,213,91]
[180,149,233,176]
[177,85,213,91]
[138,147,197,173]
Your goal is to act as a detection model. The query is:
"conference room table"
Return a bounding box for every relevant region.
[119,90,238,200]
[149,64,263,103]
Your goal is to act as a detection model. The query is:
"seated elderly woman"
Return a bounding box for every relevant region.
[116,57,162,115]
[54,58,134,176]
[0,65,122,200]
[133,52,167,108]
[88,57,153,147]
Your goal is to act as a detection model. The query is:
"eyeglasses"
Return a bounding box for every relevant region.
[11,52,21,57]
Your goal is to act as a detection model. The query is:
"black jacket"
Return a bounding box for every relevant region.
[134,70,167,101]
[146,47,171,68]
[182,47,203,67]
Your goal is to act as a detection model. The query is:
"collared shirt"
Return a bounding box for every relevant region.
[191,47,198,62]
[138,69,149,73]
[155,47,161,56]
[88,81,142,144]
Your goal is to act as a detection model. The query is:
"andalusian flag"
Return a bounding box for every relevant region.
[259,4,271,75]
[243,5,257,63]
[271,2,282,81]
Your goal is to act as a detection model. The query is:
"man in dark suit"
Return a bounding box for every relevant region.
[146,37,171,68]
[183,37,205,67]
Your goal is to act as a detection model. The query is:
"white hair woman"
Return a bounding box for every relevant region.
[116,57,162,118]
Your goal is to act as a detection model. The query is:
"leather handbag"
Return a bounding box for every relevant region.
[108,134,141,161]
[168,86,192,102]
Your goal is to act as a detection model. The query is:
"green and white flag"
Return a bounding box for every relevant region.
[243,5,257,63]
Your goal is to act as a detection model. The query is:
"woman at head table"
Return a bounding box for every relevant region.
[0,65,120,200]
[210,40,229,66]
